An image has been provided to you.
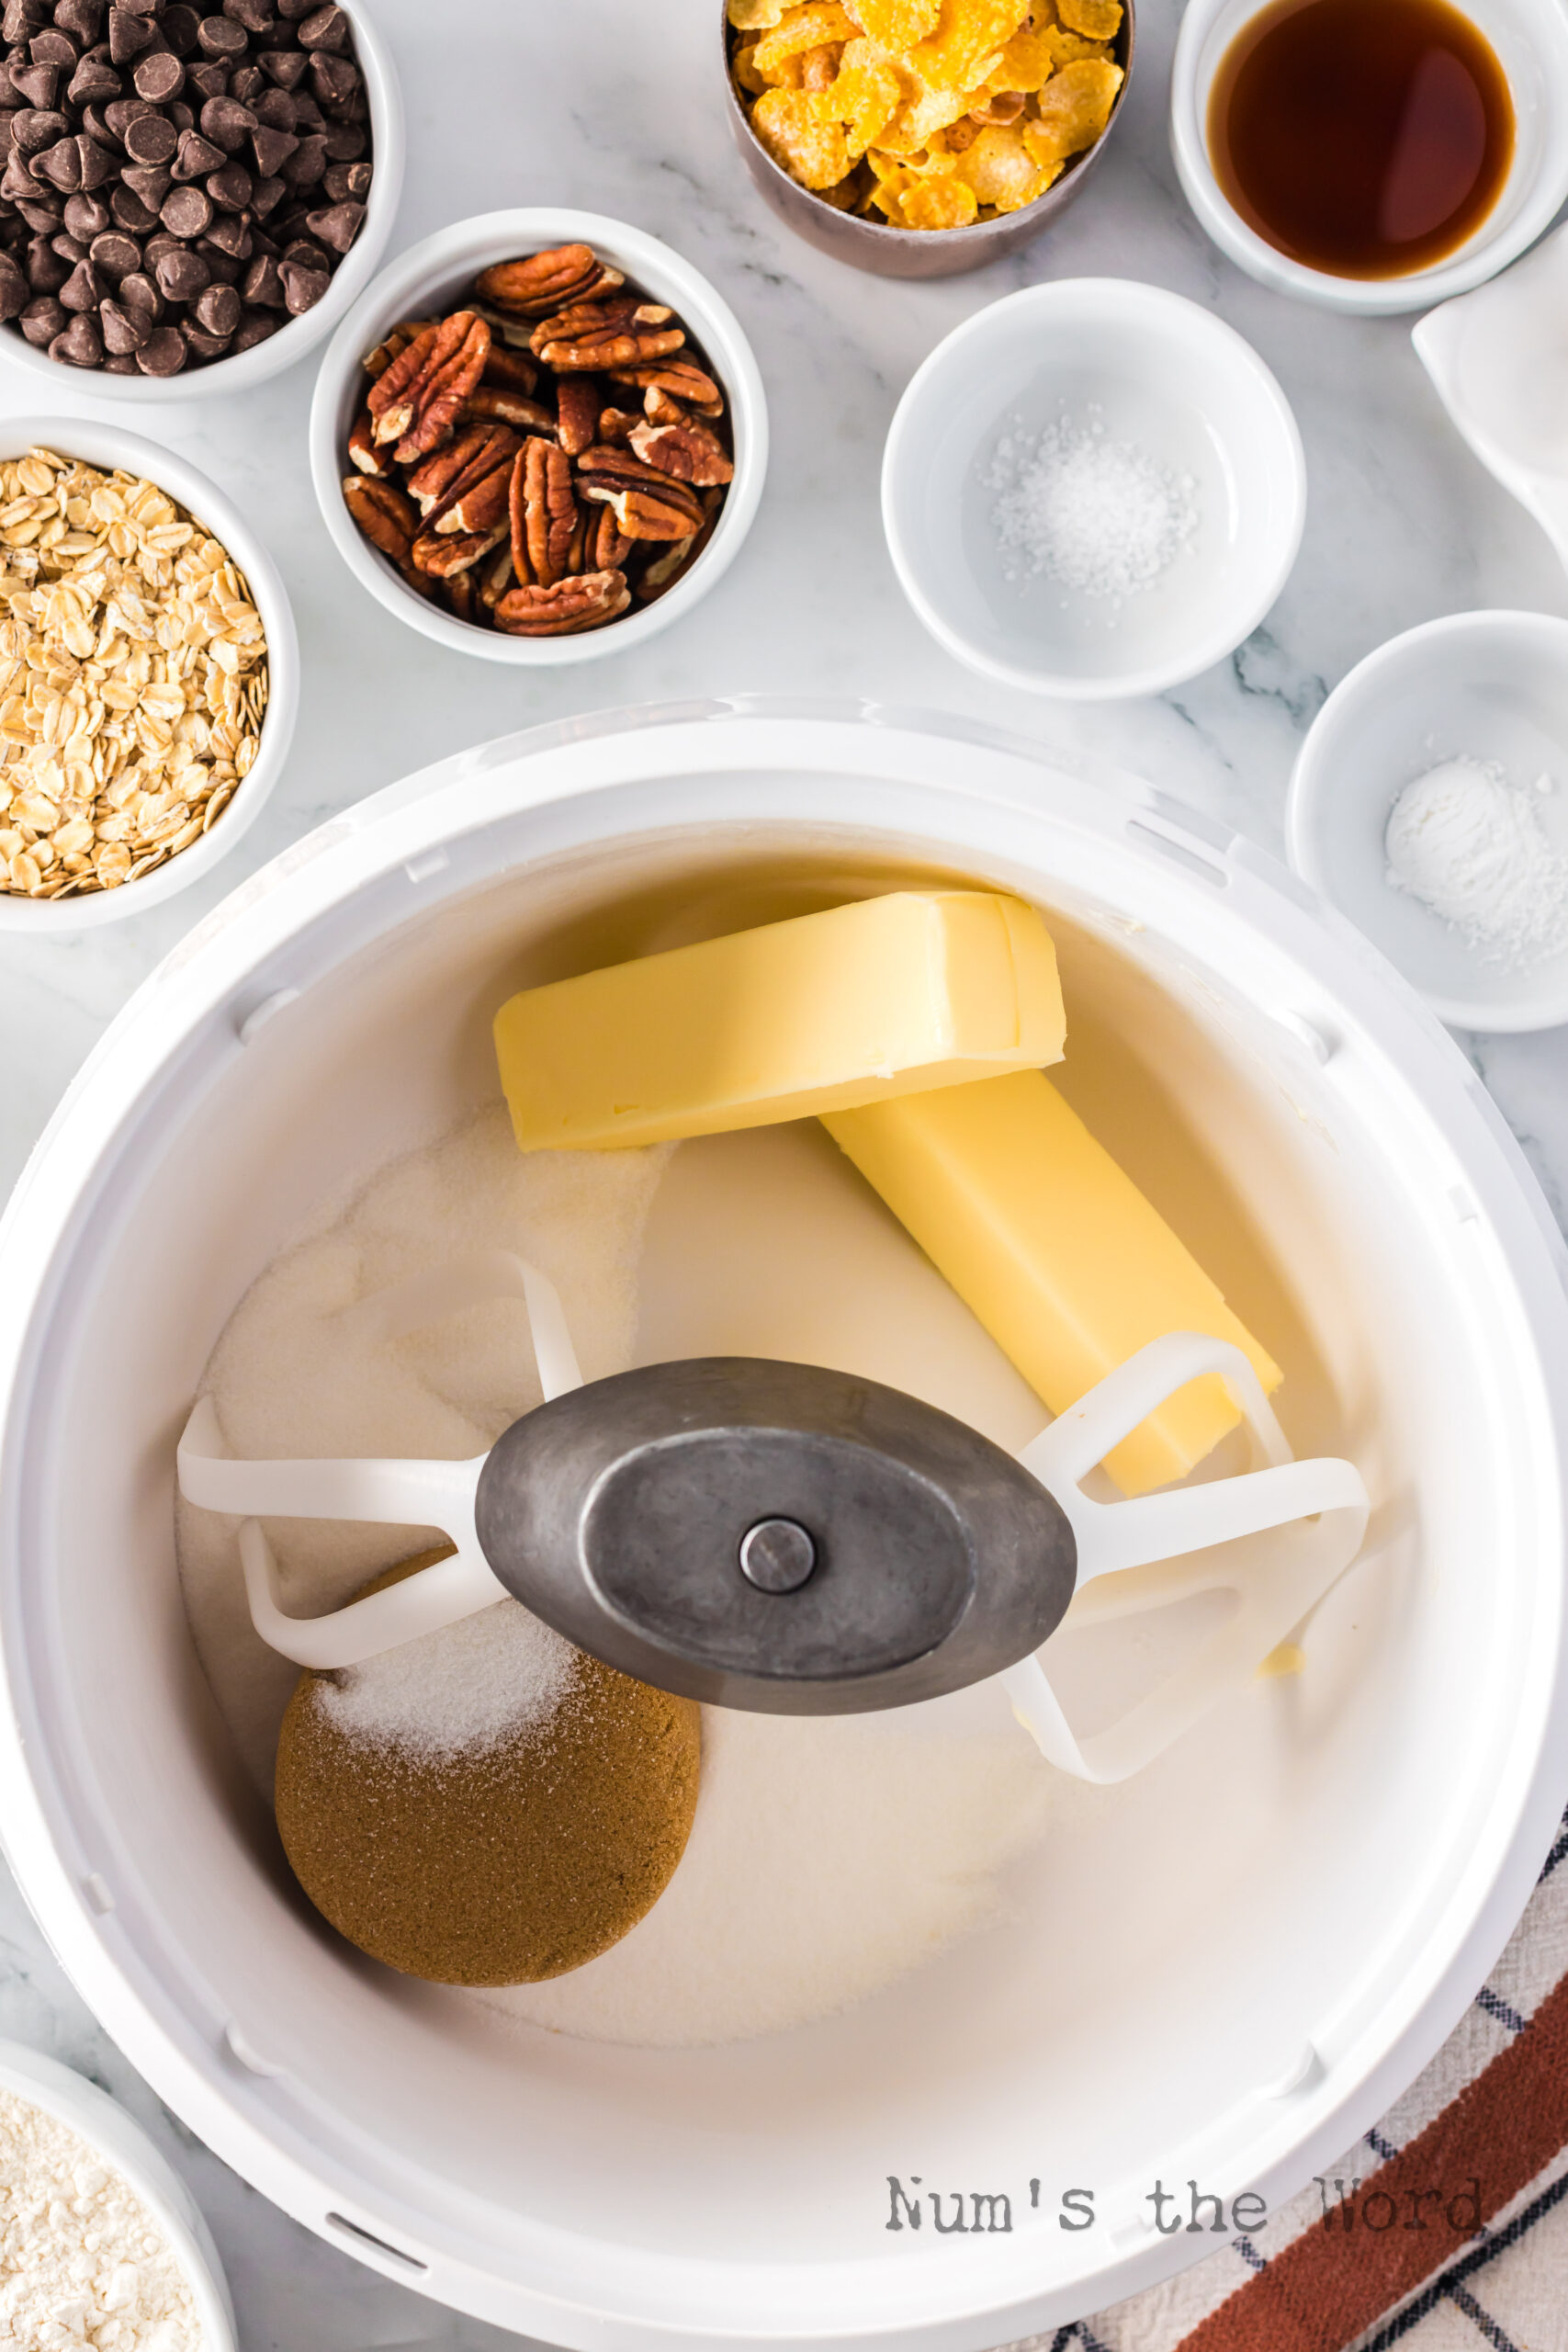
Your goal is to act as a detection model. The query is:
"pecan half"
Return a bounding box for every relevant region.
[597,405,641,445]
[362,317,442,380]
[343,473,419,565]
[589,501,634,573]
[609,355,724,418]
[628,416,734,488]
[642,384,687,429]
[407,425,500,517]
[368,311,491,460]
[575,447,705,540]
[424,426,522,537]
[510,438,578,590]
[476,243,624,318]
[493,570,631,636]
[535,300,684,375]
[445,571,480,625]
[411,523,505,578]
[461,385,556,434]
[479,542,515,610]
[555,373,602,458]
[347,408,390,476]
[482,343,541,395]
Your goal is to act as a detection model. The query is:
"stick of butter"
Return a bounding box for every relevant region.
[494,892,1065,1150]
[823,1069,1282,1497]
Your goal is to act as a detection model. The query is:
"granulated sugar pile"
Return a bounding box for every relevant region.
[0,2086,200,2352]
[987,408,1199,605]
[179,1105,1053,2046]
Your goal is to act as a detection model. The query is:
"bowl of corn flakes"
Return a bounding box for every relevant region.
[724,0,1134,277]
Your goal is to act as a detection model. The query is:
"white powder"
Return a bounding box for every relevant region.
[318,1597,581,1759]
[1385,755,1568,970]
[180,1106,1054,2046]
[0,2086,201,2352]
[986,408,1198,603]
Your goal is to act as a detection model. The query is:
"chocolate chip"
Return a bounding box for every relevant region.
[133,317,183,368]
[320,154,364,199]
[300,194,352,249]
[197,202,243,251]
[10,60,60,105]
[320,116,360,161]
[195,13,245,56]
[88,224,138,272]
[49,227,85,260]
[152,236,202,294]
[118,262,158,310]
[97,288,144,345]
[29,30,79,70]
[157,174,204,232]
[118,157,167,202]
[55,0,107,40]
[101,345,135,368]
[257,45,301,85]
[239,243,275,300]
[197,239,235,277]
[61,187,107,236]
[1,0,49,40]
[247,116,287,172]
[14,195,60,230]
[65,51,118,104]
[205,153,244,204]
[12,105,66,152]
[192,271,232,330]
[17,286,61,337]
[306,49,352,108]
[108,177,153,226]
[297,3,344,50]
[179,314,223,354]
[106,6,154,63]
[168,122,218,174]
[276,121,317,179]
[227,60,263,105]
[247,166,276,210]
[24,226,65,281]
[0,243,25,312]
[166,96,192,129]
[121,107,172,160]
[161,3,200,52]
[131,47,181,99]
[78,100,117,146]
[197,88,250,147]
[276,251,317,310]
[252,84,293,124]
[32,131,81,185]
[230,299,274,347]
[57,253,96,304]
[48,306,98,359]
[224,0,276,26]
[183,56,225,97]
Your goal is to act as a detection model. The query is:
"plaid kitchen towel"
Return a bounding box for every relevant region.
[1003,1807,1568,2352]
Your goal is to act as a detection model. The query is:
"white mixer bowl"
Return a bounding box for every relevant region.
[0,704,1565,2348]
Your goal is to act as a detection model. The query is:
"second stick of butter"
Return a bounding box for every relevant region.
[494,891,1065,1150]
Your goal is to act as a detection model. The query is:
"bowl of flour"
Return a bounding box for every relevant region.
[0,2040,234,2352]
[1288,608,1568,1030]
[880,277,1305,700]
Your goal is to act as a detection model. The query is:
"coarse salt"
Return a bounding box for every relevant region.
[986,408,1198,605]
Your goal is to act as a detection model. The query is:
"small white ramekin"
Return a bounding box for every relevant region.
[308,208,769,666]
[881,277,1305,701]
[0,2038,236,2350]
[0,0,403,401]
[1287,609,1568,1031]
[0,416,299,933]
[1171,0,1568,314]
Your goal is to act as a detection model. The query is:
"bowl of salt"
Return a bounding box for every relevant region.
[880,276,1305,700]
[1288,608,1568,1033]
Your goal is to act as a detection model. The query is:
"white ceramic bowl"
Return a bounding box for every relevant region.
[1287,610,1568,1030]
[0,2038,236,2350]
[0,417,299,933]
[881,277,1304,701]
[309,209,769,666]
[0,0,403,401]
[1171,0,1568,314]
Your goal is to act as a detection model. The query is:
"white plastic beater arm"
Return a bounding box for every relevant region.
[1004,1332,1371,1784]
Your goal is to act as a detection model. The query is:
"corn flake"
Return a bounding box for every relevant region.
[1024,55,1122,162]
[753,2,857,73]
[842,0,942,43]
[1056,0,1122,35]
[876,71,976,152]
[905,0,1030,90]
[753,84,853,186]
[825,38,907,154]
[900,174,980,227]
[728,0,789,26]
[947,119,1055,208]
[733,38,770,92]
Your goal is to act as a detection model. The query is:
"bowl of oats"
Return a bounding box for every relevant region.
[0,419,296,928]
[724,0,1135,277]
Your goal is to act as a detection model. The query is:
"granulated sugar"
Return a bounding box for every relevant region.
[319,1596,581,1759]
[181,1105,1054,2045]
[987,408,1198,603]
[0,2086,200,2352]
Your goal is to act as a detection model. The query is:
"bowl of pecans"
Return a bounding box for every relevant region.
[0,0,402,394]
[0,416,298,926]
[308,209,768,659]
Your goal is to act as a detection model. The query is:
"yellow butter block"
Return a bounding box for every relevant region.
[494,892,1065,1151]
[823,1069,1282,1496]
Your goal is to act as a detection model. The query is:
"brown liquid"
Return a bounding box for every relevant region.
[1208,0,1514,279]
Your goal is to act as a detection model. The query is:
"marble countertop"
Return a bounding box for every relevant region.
[2,0,1566,2344]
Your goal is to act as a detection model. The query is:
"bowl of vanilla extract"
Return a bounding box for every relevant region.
[1170,0,1568,311]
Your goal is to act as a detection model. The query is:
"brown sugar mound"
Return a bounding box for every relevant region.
[274,1552,702,1986]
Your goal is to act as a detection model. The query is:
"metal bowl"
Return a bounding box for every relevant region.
[721,0,1136,278]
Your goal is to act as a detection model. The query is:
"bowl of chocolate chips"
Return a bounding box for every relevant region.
[0,0,400,390]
